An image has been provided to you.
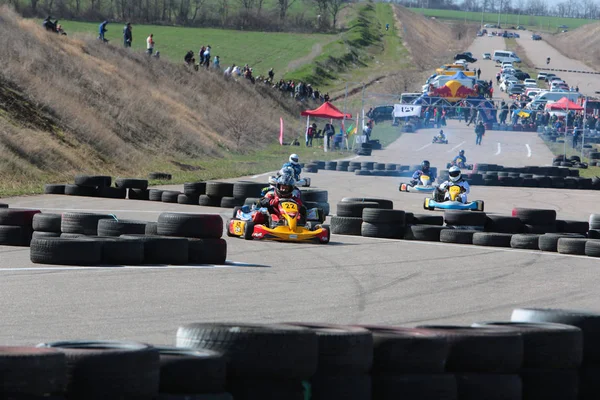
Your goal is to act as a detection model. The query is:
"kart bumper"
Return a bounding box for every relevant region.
[400,183,436,193]
[424,198,484,211]
[252,224,330,243]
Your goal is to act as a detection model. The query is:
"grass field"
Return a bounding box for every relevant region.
[54,20,332,78]
[409,8,597,31]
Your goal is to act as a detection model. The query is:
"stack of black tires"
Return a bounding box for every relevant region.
[28,211,227,266]
[7,306,600,399]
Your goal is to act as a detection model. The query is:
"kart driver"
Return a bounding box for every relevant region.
[436,166,470,203]
[453,150,466,165]
[257,173,306,222]
[281,153,302,181]
[437,130,446,141]
[410,160,434,186]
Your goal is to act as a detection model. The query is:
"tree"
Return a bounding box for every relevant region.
[328,0,346,28]
[277,0,296,22]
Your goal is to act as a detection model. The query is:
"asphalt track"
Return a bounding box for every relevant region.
[2,37,600,346]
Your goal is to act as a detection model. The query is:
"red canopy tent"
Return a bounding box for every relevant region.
[301,102,352,152]
[545,97,584,111]
[301,101,352,119]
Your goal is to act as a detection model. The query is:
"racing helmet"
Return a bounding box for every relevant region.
[449,166,462,182]
[276,174,295,198]
[280,166,295,178]
[268,176,278,186]
[289,153,299,165]
[459,149,465,157]
[421,160,430,173]
[439,130,444,135]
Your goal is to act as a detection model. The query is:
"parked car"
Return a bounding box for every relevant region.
[517,25,526,30]
[483,53,491,60]
[537,72,549,80]
[532,34,542,40]
[523,79,537,88]
[514,72,531,81]
[454,53,477,63]
[558,24,568,28]
[367,105,394,123]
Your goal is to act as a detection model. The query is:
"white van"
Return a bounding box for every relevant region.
[493,50,521,64]
[529,91,583,108]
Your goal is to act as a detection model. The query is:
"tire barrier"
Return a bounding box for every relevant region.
[24,210,227,266]
[329,202,600,257]
[43,175,331,213]
[305,160,600,190]
[2,307,599,399]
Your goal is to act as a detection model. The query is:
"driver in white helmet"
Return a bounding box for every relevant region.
[280,153,302,181]
[437,166,470,203]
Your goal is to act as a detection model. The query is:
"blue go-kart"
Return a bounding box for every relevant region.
[424,185,484,211]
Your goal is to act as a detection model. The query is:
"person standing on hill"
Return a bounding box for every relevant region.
[98,20,108,42]
[123,22,132,48]
[146,34,155,55]
[477,68,481,79]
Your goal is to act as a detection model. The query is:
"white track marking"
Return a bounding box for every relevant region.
[495,142,501,155]
[416,143,433,151]
[448,141,466,153]
[251,170,277,179]
[526,144,532,158]
[0,261,266,272]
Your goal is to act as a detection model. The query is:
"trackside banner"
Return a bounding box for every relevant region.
[394,104,422,118]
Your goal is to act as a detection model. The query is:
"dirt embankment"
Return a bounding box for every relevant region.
[0,6,307,190]
[545,25,600,70]
[392,6,478,70]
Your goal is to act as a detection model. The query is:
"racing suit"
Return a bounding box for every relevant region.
[453,155,467,165]
[255,188,304,224]
[438,178,470,203]
[411,169,435,186]
[281,162,302,181]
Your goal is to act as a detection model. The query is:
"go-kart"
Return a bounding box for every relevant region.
[270,175,310,187]
[399,174,437,193]
[432,136,448,144]
[446,158,473,170]
[227,199,329,244]
[423,185,484,211]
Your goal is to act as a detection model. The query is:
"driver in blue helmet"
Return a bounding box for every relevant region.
[410,160,435,186]
[453,149,466,165]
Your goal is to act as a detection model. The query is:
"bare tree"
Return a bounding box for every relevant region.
[328,0,345,28]
[277,0,296,22]
[237,0,255,14]
[190,0,206,22]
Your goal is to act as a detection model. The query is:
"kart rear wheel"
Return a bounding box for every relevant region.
[243,221,255,240]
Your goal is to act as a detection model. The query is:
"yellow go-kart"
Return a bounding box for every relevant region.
[227,200,330,244]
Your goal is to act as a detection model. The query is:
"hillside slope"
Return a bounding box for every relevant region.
[0,7,307,195]
[545,24,600,69]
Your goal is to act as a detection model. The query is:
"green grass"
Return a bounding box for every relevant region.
[371,122,403,147]
[285,3,410,91]
[55,20,332,78]
[0,143,353,197]
[410,8,597,31]
[543,140,600,178]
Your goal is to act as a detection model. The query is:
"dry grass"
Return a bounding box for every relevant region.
[392,6,478,70]
[545,24,600,69]
[0,6,306,189]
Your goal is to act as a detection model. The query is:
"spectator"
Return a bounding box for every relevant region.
[324,122,335,149]
[123,22,132,48]
[213,55,220,69]
[146,34,154,55]
[203,46,211,68]
[477,68,481,79]
[268,68,275,83]
[184,50,194,65]
[306,122,316,147]
[42,16,57,32]
[98,20,108,42]
[199,46,206,64]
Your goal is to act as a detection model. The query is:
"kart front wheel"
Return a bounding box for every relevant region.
[477,200,485,212]
[320,225,331,244]
[243,221,255,240]
[226,219,236,237]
